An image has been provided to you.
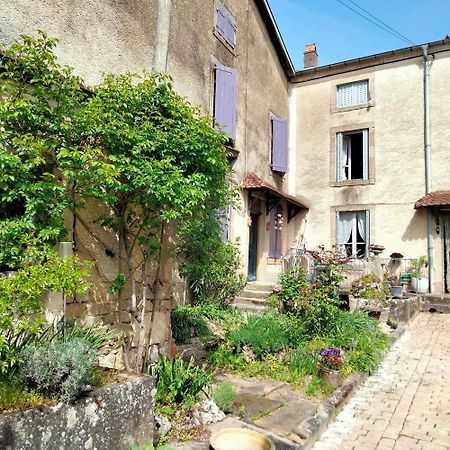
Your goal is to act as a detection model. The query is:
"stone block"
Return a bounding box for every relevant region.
[87,303,114,316]
[66,302,87,319]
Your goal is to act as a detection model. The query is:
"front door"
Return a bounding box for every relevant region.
[443,213,450,293]
[248,213,259,281]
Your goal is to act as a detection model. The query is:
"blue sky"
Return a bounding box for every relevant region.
[269,0,450,69]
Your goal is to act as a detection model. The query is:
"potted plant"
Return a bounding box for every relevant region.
[410,256,428,293]
[318,348,344,387]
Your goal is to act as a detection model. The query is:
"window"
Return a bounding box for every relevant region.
[271,118,288,173]
[269,204,283,258]
[336,80,369,108]
[336,210,369,258]
[336,129,368,182]
[214,64,237,141]
[216,3,236,48]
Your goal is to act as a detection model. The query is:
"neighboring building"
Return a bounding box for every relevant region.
[291,40,450,293]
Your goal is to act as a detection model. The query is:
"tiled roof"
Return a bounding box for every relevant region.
[241,172,308,210]
[414,191,450,209]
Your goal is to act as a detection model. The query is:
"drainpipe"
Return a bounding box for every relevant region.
[153,0,172,72]
[422,44,434,292]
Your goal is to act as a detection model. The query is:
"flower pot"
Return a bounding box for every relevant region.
[390,286,403,298]
[318,365,342,388]
[411,277,428,293]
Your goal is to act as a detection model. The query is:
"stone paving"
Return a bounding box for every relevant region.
[312,313,450,450]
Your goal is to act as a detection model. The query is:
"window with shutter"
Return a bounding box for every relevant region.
[269,204,283,259]
[336,210,370,258]
[336,80,369,108]
[214,64,237,141]
[336,129,369,182]
[215,3,236,48]
[271,118,288,173]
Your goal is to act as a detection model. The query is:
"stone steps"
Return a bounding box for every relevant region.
[419,294,450,313]
[233,281,274,313]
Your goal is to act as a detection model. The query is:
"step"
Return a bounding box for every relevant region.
[234,297,269,306]
[244,281,274,293]
[419,303,450,313]
[233,302,267,314]
[420,295,450,305]
[240,289,272,299]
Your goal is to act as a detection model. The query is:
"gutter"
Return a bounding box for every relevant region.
[422,45,434,292]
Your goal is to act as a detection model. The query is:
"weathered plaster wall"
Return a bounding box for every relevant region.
[292,52,450,291]
[0,376,155,450]
[0,0,158,86]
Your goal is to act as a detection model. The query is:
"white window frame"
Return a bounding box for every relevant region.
[336,210,370,258]
[336,129,369,182]
[336,80,369,108]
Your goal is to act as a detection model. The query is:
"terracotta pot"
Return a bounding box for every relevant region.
[318,365,343,387]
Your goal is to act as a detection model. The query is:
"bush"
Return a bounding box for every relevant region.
[212,383,235,413]
[227,314,295,359]
[18,337,97,402]
[147,356,212,406]
[170,306,211,345]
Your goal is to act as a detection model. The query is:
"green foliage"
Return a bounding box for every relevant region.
[276,267,309,306]
[0,378,55,412]
[227,313,303,359]
[351,274,385,299]
[170,306,210,345]
[0,32,86,269]
[18,337,97,402]
[290,346,319,376]
[0,255,92,375]
[147,356,212,406]
[212,382,235,413]
[410,256,427,277]
[178,233,245,308]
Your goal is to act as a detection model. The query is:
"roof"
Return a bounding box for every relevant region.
[241,172,308,210]
[415,191,450,209]
[292,38,450,83]
[255,0,295,77]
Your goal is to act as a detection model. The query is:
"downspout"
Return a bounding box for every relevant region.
[153,0,172,72]
[422,44,434,292]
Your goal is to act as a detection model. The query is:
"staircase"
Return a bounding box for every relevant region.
[420,294,450,313]
[233,281,274,313]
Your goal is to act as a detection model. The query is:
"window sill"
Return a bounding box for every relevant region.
[331,101,374,114]
[213,30,236,56]
[331,179,374,187]
[266,257,282,265]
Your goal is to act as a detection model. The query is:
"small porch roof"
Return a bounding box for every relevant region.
[414,191,450,209]
[241,172,308,222]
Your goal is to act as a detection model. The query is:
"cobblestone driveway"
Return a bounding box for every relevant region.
[313,313,450,450]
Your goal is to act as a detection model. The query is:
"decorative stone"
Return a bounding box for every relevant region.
[154,415,171,443]
[190,400,225,426]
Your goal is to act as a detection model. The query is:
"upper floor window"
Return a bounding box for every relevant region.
[214,64,237,142]
[216,3,236,48]
[336,129,368,182]
[336,210,369,258]
[336,80,369,108]
[271,118,288,173]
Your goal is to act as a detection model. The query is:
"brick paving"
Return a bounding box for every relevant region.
[312,313,450,450]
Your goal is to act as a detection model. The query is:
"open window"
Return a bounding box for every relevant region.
[336,129,368,182]
[336,210,369,258]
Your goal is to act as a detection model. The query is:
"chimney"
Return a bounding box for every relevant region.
[304,43,318,69]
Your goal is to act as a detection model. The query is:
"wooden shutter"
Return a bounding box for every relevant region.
[269,204,283,259]
[336,132,344,181]
[216,5,227,38]
[214,65,237,140]
[362,128,369,180]
[271,118,288,173]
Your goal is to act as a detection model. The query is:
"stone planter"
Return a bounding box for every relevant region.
[318,366,343,388]
[0,375,155,450]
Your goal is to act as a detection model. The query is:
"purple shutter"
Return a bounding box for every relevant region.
[214,64,237,140]
[269,204,283,259]
[272,118,288,173]
[216,5,227,38]
[225,16,236,48]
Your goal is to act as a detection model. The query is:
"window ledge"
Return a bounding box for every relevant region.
[331,101,375,114]
[266,257,282,265]
[331,179,374,187]
[213,30,236,56]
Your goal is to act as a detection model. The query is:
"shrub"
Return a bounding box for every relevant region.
[212,382,235,413]
[170,306,211,345]
[227,314,293,359]
[147,356,212,406]
[18,337,97,402]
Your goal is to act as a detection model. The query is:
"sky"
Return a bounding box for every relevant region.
[268,0,450,69]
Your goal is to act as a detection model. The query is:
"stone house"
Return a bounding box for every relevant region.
[291,40,450,293]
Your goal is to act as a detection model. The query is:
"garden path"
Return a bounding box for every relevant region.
[312,313,450,450]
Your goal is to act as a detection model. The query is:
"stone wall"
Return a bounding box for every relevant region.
[0,375,155,450]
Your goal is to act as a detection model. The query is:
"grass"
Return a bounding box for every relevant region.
[0,377,56,412]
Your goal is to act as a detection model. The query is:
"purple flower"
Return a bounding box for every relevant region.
[273,284,282,293]
[320,348,341,357]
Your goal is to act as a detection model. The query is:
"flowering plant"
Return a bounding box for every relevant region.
[273,284,282,294]
[319,348,344,371]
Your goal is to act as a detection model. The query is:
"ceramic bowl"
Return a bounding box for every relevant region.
[210,427,275,450]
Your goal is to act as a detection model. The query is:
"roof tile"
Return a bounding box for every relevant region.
[414,191,450,209]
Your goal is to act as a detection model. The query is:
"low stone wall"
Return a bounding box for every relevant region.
[0,375,155,450]
[388,295,421,323]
